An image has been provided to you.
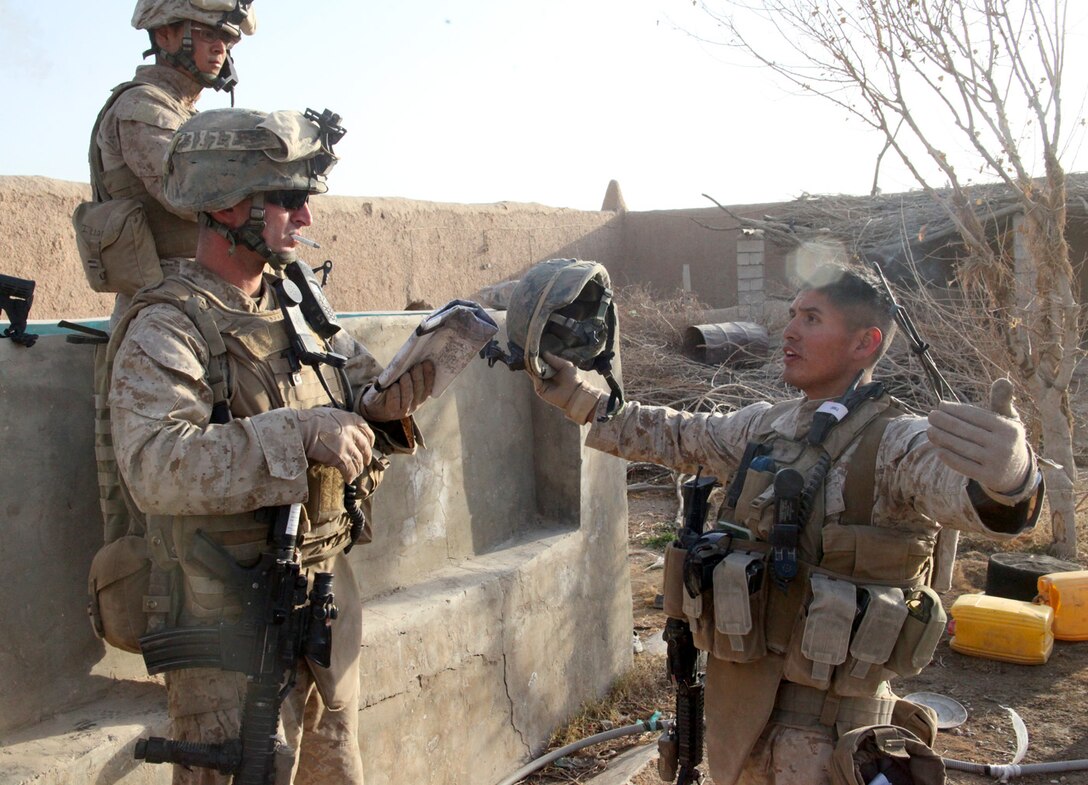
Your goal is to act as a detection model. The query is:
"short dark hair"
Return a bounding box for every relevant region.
[800,264,898,363]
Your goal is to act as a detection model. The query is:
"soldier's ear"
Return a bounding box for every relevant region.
[153,23,184,55]
[856,326,883,363]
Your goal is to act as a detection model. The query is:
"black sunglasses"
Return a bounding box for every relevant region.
[264,190,310,211]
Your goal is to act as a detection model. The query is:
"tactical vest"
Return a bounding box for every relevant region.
[93,81,198,260]
[662,390,948,700]
[92,274,384,634]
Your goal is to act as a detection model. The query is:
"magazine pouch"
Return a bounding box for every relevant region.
[783,573,856,690]
[711,548,769,663]
[886,585,947,677]
[834,585,908,696]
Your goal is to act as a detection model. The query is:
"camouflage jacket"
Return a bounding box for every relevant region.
[95,64,201,221]
[109,259,414,519]
[586,395,1039,541]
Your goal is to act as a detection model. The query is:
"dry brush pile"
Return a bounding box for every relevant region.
[614,279,1088,466]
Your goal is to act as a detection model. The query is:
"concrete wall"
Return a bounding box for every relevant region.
[0,314,631,785]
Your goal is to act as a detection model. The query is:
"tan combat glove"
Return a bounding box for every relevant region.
[295,407,376,483]
[927,378,1032,496]
[360,360,436,422]
[531,351,604,425]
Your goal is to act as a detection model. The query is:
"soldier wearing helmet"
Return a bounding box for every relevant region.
[106,107,434,785]
[531,262,1043,785]
[85,1,257,324]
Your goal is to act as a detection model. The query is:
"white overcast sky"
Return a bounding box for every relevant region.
[4,1,1088,211]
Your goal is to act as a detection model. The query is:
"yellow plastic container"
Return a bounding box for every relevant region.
[949,593,1053,665]
[1037,570,1088,641]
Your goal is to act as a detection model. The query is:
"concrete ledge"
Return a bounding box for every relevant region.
[0,680,170,785]
[1,315,630,785]
[361,527,632,785]
[1,527,629,785]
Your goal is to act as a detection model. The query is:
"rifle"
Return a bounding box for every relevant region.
[136,505,337,784]
[134,261,355,784]
[0,273,37,347]
[658,471,717,785]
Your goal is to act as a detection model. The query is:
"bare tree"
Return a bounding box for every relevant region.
[695,0,1083,555]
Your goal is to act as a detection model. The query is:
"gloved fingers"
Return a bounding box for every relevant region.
[411,360,436,403]
[316,419,374,482]
[928,407,994,451]
[360,383,398,421]
[990,377,1017,418]
[934,401,1023,441]
[929,400,1030,493]
[541,350,577,375]
[928,437,987,480]
[352,416,376,449]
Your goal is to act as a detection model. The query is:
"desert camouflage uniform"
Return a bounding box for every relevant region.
[586,395,1039,785]
[96,64,201,324]
[111,260,415,785]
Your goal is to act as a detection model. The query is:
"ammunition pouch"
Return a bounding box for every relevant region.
[664,534,946,686]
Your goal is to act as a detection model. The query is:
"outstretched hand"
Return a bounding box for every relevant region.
[532,352,603,425]
[360,360,436,422]
[927,378,1032,496]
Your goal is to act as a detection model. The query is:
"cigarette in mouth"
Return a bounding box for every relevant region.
[290,234,321,249]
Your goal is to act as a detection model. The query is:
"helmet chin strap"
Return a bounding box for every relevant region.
[150,21,239,99]
[200,194,298,270]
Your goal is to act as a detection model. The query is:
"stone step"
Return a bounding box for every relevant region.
[0,680,170,785]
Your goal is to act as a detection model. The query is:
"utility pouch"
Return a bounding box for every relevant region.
[734,466,776,538]
[73,198,163,295]
[783,573,856,689]
[821,523,934,584]
[711,549,768,663]
[892,699,939,748]
[834,585,908,696]
[829,724,946,785]
[886,585,947,677]
[87,534,154,653]
[662,542,688,620]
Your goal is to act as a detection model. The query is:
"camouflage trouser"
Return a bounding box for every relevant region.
[165,663,364,785]
[734,723,834,785]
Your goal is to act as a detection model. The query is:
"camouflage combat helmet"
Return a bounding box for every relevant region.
[132,0,257,93]
[497,258,625,419]
[163,106,345,267]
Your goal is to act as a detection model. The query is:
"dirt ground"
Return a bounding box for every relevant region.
[524,481,1088,785]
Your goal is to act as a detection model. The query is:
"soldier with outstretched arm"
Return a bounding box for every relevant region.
[531,263,1041,785]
